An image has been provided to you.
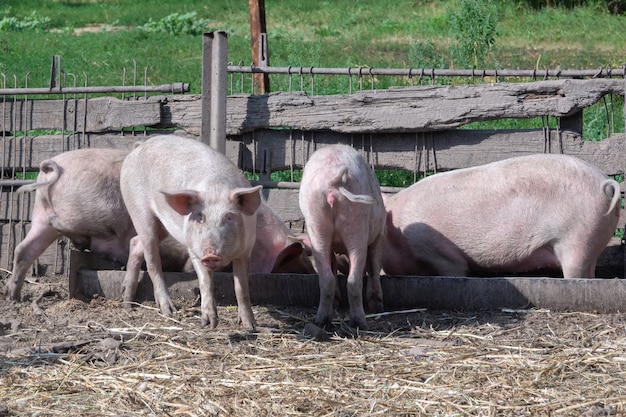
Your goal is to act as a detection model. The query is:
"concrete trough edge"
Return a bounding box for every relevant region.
[76,270,626,313]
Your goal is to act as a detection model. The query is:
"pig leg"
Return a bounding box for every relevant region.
[122,236,145,307]
[556,244,596,279]
[365,233,385,314]
[140,234,177,316]
[550,236,596,278]
[344,242,369,330]
[232,257,257,330]
[6,222,61,300]
[190,257,219,328]
[312,248,337,327]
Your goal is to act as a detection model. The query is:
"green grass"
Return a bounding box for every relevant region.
[2,0,626,92]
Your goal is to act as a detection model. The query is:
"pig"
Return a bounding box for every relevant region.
[119,134,262,329]
[5,148,135,301]
[249,202,315,275]
[299,144,386,330]
[383,154,622,278]
[6,146,313,305]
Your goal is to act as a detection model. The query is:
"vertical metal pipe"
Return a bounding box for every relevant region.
[201,31,228,153]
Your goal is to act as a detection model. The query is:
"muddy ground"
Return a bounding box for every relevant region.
[1,273,626,416]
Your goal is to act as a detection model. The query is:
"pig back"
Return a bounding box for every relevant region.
[300,144,385,242]
[384,153,619,273]
[121,135,250,194]
[39,148,131,237]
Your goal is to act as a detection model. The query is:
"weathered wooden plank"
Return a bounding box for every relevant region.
[75,270,626,313]
[6,130,623,175]
[239,129,625,175]
[0,132,178,171]
[223,79,625,135]
[0,97,161,133]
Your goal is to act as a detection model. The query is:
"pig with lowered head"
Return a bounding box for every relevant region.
[120,135,262,329]
[299,144,386,330]
[5,148,135,301]
[383,154,621,278]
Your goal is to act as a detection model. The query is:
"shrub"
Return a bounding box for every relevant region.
[0,11,51,32]
[446,0,499,69]
[141,11,210,36]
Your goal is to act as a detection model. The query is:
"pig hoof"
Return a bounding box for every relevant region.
[201,315,218,329]
[350,320,369,331]
[367,300,384,314]
[239,317,257,331]
[303,322,330,341]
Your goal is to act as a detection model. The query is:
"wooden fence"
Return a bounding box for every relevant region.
[0,76,624,282]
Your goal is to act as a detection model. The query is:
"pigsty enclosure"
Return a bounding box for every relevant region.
[0,38,625,312]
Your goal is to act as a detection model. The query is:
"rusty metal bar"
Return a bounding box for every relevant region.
[248,179,404,194]
[227,65,624,79]
[0,83,189,96]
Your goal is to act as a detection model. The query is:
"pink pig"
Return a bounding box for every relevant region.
[383,154,621,278]
[299,144,386,330]
[120,135,262,329]
[6,148,135,301]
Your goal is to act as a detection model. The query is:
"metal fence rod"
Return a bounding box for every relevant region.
[0,82,190,96]
[0,179,34,188]
[227,66,625,79]
[248,179,405,194]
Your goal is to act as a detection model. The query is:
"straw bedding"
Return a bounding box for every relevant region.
[1,274,625,416]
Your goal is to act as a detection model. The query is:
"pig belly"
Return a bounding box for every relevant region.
[472,245,560,275]
[89,237,130,264]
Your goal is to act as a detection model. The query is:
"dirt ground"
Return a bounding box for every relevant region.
[1,273,626,416]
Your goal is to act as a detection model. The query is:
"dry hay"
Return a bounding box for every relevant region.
[1,276,626,416]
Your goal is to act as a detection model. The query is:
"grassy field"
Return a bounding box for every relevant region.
[2,0,626,91]
[1,0,625,140]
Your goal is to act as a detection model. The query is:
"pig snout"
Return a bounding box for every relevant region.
[201,252,223,270]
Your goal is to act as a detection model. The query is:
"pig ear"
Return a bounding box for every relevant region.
[271,242,305,272]
[230,185,262,216]
[161,190,201,215]
[295,233,313,255]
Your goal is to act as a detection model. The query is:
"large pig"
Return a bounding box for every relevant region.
[6,148,135,301]
[383,154,622,278]
[120,135,262,329]
[299,144,386,330]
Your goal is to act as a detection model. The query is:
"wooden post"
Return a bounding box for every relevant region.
[201,31,228,153]
[249,0,270,94]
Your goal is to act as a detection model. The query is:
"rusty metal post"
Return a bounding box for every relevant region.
[249,0,270,94]
[201,31,228,153]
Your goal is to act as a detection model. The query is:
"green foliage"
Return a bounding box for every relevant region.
[446,0,500,69]
[376,170,420,187]
[510,0,625,13]
[140,12,210,36]
[408,40,448,69]
[584,95,625,141]
[0,11,51,32]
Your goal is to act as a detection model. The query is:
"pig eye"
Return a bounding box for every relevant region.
[223,212,234,223]
[191,212,205,224]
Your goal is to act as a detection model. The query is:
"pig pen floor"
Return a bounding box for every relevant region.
[1,274,626,416]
